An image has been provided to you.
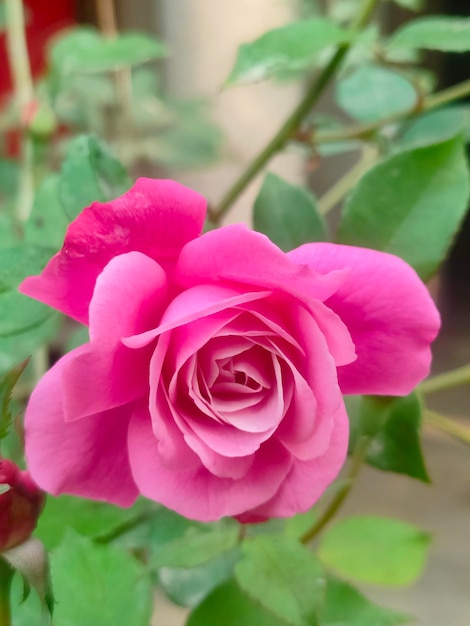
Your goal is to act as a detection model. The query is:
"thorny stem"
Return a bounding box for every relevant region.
[420,364,470,395]
[424,411,470,447]
[94,511,154,544]
[96,0,118,37]
[300,436,370,544]
[314,78,470,144]
[5,0,35,226]
[96,0,134,160]
[316,146,378,216]
[209,0,380,223]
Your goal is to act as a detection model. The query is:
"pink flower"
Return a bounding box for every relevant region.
[20,178,439,522]
[0,459,45,550]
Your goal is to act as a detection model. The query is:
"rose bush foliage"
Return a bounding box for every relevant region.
[20,179,439,522]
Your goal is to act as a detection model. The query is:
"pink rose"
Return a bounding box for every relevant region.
[0,459,45,550]
[20,179,439,522]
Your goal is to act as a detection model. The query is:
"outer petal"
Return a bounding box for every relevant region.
[19,179,206,324]
[61,344,153,422]
[128,404,293,521]
[25,352,138,506]
[288,243,440,395]
[240,400,349,521]
[88,251,167,347]
[61,251,167,421]
[175,224,348,304]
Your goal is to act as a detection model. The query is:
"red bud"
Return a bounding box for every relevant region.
[0,459,45,551]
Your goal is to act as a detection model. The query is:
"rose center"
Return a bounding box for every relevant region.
[233,369,260,390]
[215,357,263,392]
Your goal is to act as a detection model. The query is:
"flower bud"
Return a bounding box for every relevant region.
[21,100,57,139]
[0,459,45,551]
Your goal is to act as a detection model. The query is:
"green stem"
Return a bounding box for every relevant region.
[424,411,470,447]
[301,436,370,544]
[427,78,470,110]
[209,0,379,223]
[96,0,134,162]
[5,0,35,226]
[317,145,378,215]
[419,364,470,395]
[0,560,13,626]
[94,510,153,544]
[315,77,470,144]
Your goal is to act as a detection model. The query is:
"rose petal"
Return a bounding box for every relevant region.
[241,399,349,520]
[288,242,440,395]
[128,406,293,521]
[123,285,270,349]
[88,251,167,347]
[60,251,167,421]
[61,343,153,422]
[19,179,206,324]
[25,353,138,506]
[175,224,348,303]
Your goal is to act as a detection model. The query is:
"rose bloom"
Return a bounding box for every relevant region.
[0,459,44,550]
[20,179,439,522]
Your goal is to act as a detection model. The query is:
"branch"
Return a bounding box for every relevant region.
[419,364,470,395]
[96,0,134,159]
[5,0,35,225]
[300,436,370,544]
[316,145,378,216]
[314,78,470,145]
[209,0,380,223]
[424,411,470,447]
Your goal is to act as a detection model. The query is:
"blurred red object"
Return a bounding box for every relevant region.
[0,1,76,155]
[0,0,76,98]
[0,459,45,551]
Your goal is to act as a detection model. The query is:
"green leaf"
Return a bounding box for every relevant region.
[149,99,223,169]
[152,526,239,569]
[147,506,204,546]
[349,394,429,482]
[0,246,53,294]
[66,325,89,352]
[11,572,45,626]
[336,66,417,123]
[0,159,19,198]
[0,246,56,338]
[49,27,166,74]
[0,359,29,438]
[51,531,153,626]
[159,547,240,608]
[398,106,470,149]
[283,508,317,539]
[111,505,203,552]
[0,292,52,338]
[254,173,327,251]
[235,535,325,625]
[0,314,60,377]
[186,579,289,626]
[338,137,470,280]
[25,176,69,251]
[226,19,352,85]
[320,576,412,625]
[59,135,131,221]
[318,516,431,586]
[389,17,470,53]
[35,495,148,550]
[0,212,19,251]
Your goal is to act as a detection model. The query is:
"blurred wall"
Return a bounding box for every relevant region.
[149,0,305,224]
